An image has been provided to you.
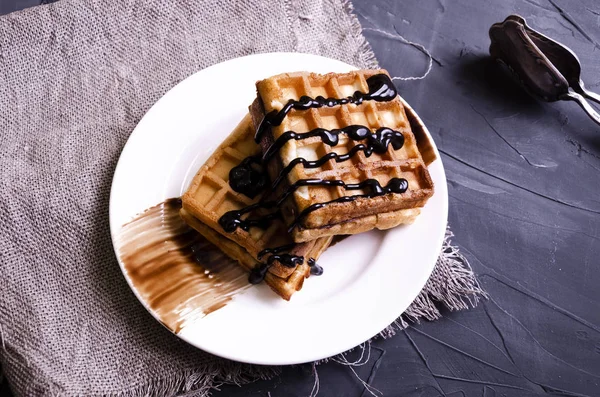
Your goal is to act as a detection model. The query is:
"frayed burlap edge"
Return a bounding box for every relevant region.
[0,347,282,397]
[310,228,487,397]
[339,0,379,69]
[1,227,486,397]
[383,227,488,334]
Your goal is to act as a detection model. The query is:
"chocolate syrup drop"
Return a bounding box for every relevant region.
[248,263,269,284]
[308,258,323,275]
[228,155,269,198]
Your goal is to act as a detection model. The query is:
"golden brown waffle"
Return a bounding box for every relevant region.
[251,69,434,242]
[181,114,332,299]
[180,209,320,300]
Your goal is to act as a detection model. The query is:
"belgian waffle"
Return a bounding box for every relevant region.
[181,114,332,300]
[250,69,435,242]
[180,209,320,300]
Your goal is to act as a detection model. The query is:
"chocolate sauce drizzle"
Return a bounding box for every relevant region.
[307,258,323,276]
[247,244,322,284]
[218,208,281,233]
[223,74,404,283]
[254,74,398,143]
[221,177,408,233]
[228,155,268,199]
[262,125,405,163]
[265,126,404,195]
[230,126,405,199]
[286,177,408,233]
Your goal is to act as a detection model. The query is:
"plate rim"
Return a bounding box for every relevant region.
[109,52,448,365]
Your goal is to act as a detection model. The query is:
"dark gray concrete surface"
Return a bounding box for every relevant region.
[2,0,599,396]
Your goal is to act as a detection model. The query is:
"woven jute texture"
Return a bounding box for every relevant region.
[0,1,483,395]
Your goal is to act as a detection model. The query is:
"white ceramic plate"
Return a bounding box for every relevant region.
[110,53,447,365]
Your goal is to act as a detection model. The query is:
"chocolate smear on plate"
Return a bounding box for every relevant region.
[115,198,249,333]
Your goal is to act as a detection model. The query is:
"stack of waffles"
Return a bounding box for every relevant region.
[181,70,435,300]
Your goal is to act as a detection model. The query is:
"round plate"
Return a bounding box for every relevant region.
[110,53,447,365]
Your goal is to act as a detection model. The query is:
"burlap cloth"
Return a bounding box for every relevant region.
[0,1,485,395]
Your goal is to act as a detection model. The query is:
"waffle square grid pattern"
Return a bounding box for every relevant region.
[181,115,332,300]
[252,70,434,242]
[183,70,434,300]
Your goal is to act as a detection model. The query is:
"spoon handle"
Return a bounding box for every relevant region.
[580,84,600,106]
[561,92,600,126]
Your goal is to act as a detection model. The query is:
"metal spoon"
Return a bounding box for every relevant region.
[506,14,600,105]
[489,15,600,126]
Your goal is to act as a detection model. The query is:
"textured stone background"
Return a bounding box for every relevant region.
[2,0,600,396]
